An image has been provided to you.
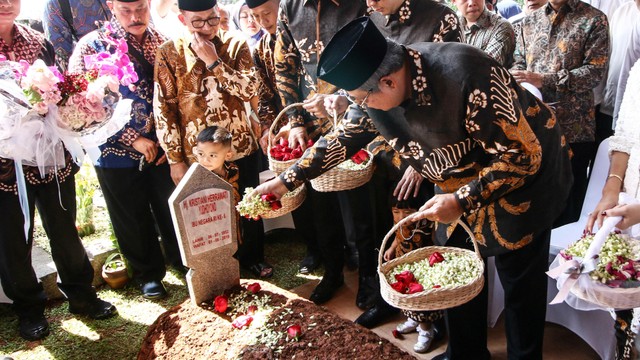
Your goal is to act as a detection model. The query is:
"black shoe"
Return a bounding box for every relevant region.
[309,274,344,304]
[19,314,49,341]
[354,301,399,329]
[356,276,378,310]
[431,354,448,360]
[69,298,117,320]
[299,255,321,274]
[139,280,167,300]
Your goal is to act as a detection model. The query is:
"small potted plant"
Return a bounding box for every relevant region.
[101,252,129,289]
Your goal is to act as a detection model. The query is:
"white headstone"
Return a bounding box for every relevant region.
[169,163,240,305]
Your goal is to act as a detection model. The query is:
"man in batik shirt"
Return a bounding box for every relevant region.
[154,0,272,278]
[0,0,116,341]
[43,0,111,71]
[511,0,609,226]
[455,0,515,67]
[70,0,181,300]
[256,18,572,360]
[273,0,370,305]
[324,0,464,331]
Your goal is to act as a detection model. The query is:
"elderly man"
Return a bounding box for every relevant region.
[0,0,116,341]
[43,0,111,71]
[70,0,181,300]
[455,0,515,67]
[325,0,464,339]
[511,0,609,227]
[257,17,572,360]
[154,0,271,278]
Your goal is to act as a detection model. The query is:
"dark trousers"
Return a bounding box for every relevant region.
[290,182,324,260]
[95,163,179,283]
[233,151,266,266]
[443,226,551,360]
[554,142,595,227]
[304,187,345,279]
[337,183,376,277]
[0,176,95,318]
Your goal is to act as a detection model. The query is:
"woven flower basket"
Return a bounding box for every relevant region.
[378,217,485,311]
[260,184,306,219]
[268,103,306,175]
[309,152,375,192]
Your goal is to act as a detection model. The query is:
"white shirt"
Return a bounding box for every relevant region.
[602,2,640,124]
[150,1,185,40]
[581,0,631,105]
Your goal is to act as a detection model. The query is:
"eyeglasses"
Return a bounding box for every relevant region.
[346,89,372,107]
[191,16,221,29]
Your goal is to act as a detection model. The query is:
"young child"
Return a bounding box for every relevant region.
[194,126,235,178]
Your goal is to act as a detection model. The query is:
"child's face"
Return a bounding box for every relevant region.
[194,141,232,173]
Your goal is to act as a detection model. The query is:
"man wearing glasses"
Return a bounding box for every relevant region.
[256,17,573,360]
[69,0,182,300]
[154,0,272,278]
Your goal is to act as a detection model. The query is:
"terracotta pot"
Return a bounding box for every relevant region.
[101,253,129,289]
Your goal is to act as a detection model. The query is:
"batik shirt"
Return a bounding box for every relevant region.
[274,0,367,139]
[43,0,111,71]
[69,18,167,168]
[253,32,280,135]
[367,0,464,174]
[0,24,77,194]
[370,0,463,45]
[512,0,609,144]
[461,9,515,67]
[154,29,259,164]
[279,43,573,256]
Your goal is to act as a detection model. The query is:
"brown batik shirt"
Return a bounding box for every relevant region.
[253,32,280,135]
[0,23,77,194]
[278,43,573,256]
[512,0,609,144]
[274,0,367,140]
[154,29,259,164]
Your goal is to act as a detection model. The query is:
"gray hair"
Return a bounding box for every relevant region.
[357,39,405,92]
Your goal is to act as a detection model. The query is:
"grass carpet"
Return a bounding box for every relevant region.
[0,228,324,360]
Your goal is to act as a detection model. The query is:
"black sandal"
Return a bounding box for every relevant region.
[248,262,274,278]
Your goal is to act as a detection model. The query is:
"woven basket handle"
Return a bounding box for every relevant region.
[378,216,481,267]
[268,102,306,152]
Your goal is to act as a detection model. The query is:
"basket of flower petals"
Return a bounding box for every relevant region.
[310,149,375,192]
[378,217,484,311]
[236,185,306,220]
[548,224,640,310]
[268,103,314,174]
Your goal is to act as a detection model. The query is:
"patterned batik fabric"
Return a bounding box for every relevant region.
[0,23,77,194]
[512,0,610,143]
[370,0,463,45]
[43,0,111,71]
[68,18,168,168]
[253,32,280,135]
[154,29,259,164]
[273,0,367,140]
[460,9,515,67]
[278,42,573,256]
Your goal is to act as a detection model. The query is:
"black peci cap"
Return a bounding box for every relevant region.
[178,0,217,12]
[317,17,387,91]
[245,0,269,9]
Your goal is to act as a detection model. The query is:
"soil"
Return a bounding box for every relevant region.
[138,280,415,360]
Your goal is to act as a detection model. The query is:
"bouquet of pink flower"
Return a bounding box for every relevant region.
[4,25,137,133]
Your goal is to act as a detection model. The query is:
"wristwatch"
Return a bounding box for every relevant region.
[207,58,222,71]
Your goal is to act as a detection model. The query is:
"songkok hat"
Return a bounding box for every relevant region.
[317,17,387,91]
[246,0,269,8]
[178,0,217,11]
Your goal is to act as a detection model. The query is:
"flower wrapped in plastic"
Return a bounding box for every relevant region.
[548,193,640,310]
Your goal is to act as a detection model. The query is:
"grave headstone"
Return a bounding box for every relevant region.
[169,163,239,305]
